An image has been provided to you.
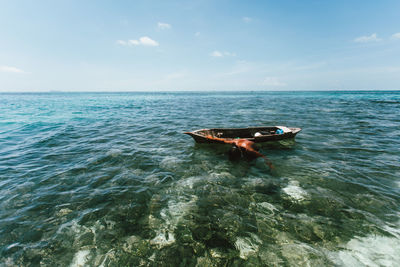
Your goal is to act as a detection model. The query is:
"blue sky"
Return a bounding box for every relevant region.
[1,0,400,91]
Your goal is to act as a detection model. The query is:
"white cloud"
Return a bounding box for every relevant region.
[0,65,26,73]
[158,22,171,30]
[117,36,159,47]
[261,77,286,87]
[116,40,128,45]
[391,32,400,40]
[242,17,252,23]
[139,36,159,46]
[211,51,223,57]
[354,33,381,43]
[210,50,236,57]
[129,39,140,45]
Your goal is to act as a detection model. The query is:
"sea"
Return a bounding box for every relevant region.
[0,91,399,266]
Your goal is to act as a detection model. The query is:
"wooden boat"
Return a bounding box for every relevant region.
[184,126,301,144]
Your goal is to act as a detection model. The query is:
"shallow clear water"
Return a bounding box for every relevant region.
[0,91,399,266]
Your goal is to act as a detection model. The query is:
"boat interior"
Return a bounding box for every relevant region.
[198,127,280,139]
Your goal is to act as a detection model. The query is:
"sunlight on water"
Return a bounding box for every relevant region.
[282,180,309,201]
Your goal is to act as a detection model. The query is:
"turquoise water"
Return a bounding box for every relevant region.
[0,91,399,266]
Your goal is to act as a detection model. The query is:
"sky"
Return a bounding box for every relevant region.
[1,0,400,91]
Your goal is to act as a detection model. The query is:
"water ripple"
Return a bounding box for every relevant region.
[0,91,399,265]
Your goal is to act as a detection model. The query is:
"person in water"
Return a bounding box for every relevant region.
[205,135,274,169]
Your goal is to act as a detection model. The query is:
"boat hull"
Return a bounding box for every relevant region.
[184,126,301,144]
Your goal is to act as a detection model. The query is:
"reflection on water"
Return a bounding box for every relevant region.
[0,91,399,266]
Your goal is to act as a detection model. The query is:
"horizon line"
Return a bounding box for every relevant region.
[1,89,400,94]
